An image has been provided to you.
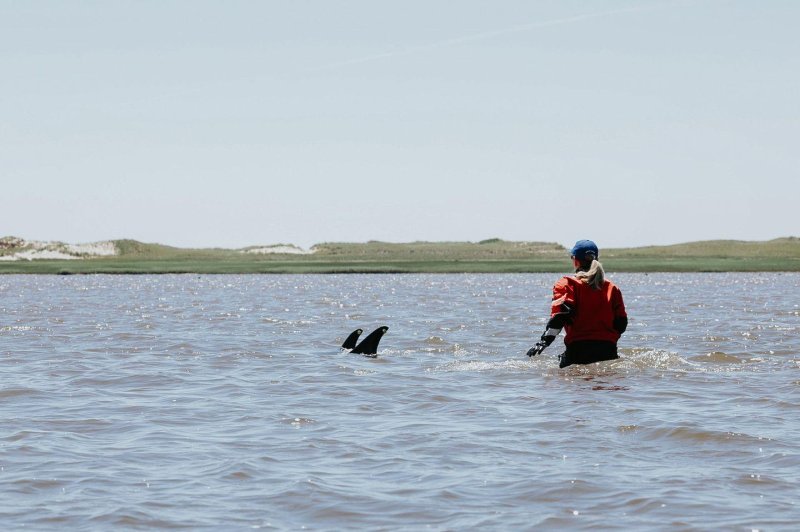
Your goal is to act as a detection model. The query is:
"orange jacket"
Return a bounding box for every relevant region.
[550,276,627,345]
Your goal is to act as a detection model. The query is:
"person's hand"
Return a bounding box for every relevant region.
[527,340,548,357]
[526,334,556,357]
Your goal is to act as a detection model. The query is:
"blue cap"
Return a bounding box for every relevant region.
[570,239,599,261]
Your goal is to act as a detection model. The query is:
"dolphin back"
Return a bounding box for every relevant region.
[351,326,389,355]
[341,329,363,350]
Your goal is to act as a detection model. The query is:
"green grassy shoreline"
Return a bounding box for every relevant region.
[2,256,799,275]
[1,238,799,274]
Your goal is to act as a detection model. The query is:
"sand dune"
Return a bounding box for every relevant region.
[0,238,118,261]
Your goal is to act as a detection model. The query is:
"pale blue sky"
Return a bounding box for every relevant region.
[2,0,798,249]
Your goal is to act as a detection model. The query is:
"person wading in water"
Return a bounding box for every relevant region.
[527,240,628,368]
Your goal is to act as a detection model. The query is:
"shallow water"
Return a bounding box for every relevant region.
[0,273,798,530]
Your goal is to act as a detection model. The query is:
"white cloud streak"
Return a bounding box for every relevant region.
[314,1,686,71]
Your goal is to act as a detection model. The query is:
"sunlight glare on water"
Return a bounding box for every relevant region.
[0,273,798,529]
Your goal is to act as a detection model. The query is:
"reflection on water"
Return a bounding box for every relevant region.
[0,273,798,529]
[577,374,630,392]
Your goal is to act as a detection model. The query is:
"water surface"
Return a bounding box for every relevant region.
[1,273,798,529]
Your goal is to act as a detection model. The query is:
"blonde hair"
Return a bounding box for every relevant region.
[575,259,605,290]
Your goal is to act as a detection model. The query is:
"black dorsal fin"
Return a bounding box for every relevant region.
[351,326,389,355]
[341,328,363,350]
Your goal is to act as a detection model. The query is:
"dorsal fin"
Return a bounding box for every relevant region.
[341,328,363,350]
[351,326,389,355]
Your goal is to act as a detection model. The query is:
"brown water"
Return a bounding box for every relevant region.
[1,273,798,530]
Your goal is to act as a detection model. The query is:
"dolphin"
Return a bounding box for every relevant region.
[350,326,389,356]
[341,328,363,350]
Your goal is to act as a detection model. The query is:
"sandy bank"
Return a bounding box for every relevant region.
[0,238,119,261]
[242,245,314,255]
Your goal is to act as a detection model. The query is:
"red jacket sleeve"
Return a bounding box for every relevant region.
[611,285,627,319]
[550,277,575,318]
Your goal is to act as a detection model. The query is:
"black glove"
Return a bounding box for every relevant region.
[527,335,556,357]
[526,341,547,357]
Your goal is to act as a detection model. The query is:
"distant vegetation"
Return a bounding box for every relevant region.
[1,236,799,274]
[310,240,566,259]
